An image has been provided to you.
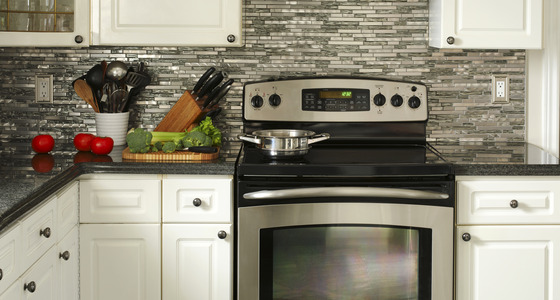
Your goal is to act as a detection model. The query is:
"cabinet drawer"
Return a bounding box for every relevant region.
[457,177,560,224]
[0,224,21,295]
[21,198,57,272]
[80,179,160,223]
[163,176,232,223]
[57,181,79,240]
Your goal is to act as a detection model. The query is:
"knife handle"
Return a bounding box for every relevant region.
[188,146,218,153]
[197,72,224,100]
[192,67,216,95]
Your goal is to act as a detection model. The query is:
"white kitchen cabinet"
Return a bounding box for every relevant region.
[162,175,233,300]
[80,178,161,224]
[456,225,559,300]
[456,176,560,300]
[20,247,58,300]
[429,0,543,49]
[162,224,232,300]
[0,224,21,295]
[91,0,242,47]
[0,0,89,47]
[20,198,57,273]
[80,224,161,300]
[57,227,79,300]
[0,281,19,300]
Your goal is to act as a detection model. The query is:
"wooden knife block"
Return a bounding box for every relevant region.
[154,90,209,132]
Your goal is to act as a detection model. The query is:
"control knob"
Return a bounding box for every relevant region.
[373,93,386,106]
[268,94,282,106]
[251,95,264,108]
[391,94,403,107]
[408,96,421,109]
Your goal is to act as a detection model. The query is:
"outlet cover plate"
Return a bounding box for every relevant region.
[35,75,53,103]
[492,75,509,104]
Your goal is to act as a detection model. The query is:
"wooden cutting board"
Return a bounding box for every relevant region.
[122,147,219,162]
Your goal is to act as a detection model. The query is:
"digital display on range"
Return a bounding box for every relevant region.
[319,91,353,99]
[302,88,370,111]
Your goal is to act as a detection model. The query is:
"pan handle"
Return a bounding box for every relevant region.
[238,134,261,144]
[307,133,330,145]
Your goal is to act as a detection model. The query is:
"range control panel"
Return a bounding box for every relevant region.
[243,77,428,122]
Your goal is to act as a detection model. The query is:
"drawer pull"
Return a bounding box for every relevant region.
[193,198,202,207]
[462,233,471,242]
[446,36,455,45]
[59,251,70,261]
[40,227,51,238]
[510,199,519,209]
[0,268,3,280]
[24,281,36,293]
[217,230,227,239]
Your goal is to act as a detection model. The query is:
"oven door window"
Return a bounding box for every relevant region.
[260,225,432,300]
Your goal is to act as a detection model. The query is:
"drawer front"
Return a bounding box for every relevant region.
[21,198,57,272]
[0,225,21,295]
[80,179,160,223]
[163,177,232,223]
[57,181,79,240]
[457,178,560,224]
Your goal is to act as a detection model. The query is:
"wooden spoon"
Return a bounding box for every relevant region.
[73,78,99,112]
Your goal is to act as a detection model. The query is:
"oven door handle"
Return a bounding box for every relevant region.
[243,187,449,200]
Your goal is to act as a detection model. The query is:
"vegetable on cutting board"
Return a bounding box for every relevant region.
[126,117,222,154]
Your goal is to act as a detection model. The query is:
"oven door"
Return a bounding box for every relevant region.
[237,187,453,300]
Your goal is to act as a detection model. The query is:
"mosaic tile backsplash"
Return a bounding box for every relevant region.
[0,0,526,156]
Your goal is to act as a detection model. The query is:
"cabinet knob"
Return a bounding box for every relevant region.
[217,230,227,239]
[74,35,84,44]
[59,251,70,261]
[510,199,519,209]
[40,227,51,238]
[193,198,202,207]
[462,232,471,242]
[24,281,36,293]
[0,268,3,280]
[446,36,455,45]
[227,34,236,43]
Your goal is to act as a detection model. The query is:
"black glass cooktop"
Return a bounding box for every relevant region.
[237,143,453,177]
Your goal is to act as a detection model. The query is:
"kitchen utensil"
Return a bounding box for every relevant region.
[202,78,233,110]
[192,67,216,95]
[238,130,330,157]
[196,71,225,100]
[122,147,220,161]
[203,107,223,120]
[124,66,151,88]
[105,61,128,81]
[180,146,218,153]
[85,64,104,112]
[73,78,99,112]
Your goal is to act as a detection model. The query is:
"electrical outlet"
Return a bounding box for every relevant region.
[492,75,509,104]
[35,75,53,103]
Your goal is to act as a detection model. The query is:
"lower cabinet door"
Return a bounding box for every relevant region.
[80,224,161,300]
[58,227,79,300]
[456,226,560,300]
[21,247,58,300]
[0,280,21,300]
[162,224,232,300]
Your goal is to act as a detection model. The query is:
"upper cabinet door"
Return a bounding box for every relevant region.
[0,0,89,47]
[429,0,543,49]
[92,0,242,47]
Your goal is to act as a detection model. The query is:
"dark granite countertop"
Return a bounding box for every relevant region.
[2,140,560,234]
[0,141,237,233]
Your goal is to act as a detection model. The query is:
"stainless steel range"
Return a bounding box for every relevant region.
[236,77,454,300]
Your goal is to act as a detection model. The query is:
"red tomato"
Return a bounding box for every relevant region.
[73,133,96,151]
[90,136,114,155]
[73,151,95,163]
[31,154,55,173]
[31,134,55,153]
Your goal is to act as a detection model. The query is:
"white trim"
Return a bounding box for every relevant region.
[527,0,560,157]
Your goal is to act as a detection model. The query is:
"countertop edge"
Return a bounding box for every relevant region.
[0,162,236,233]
